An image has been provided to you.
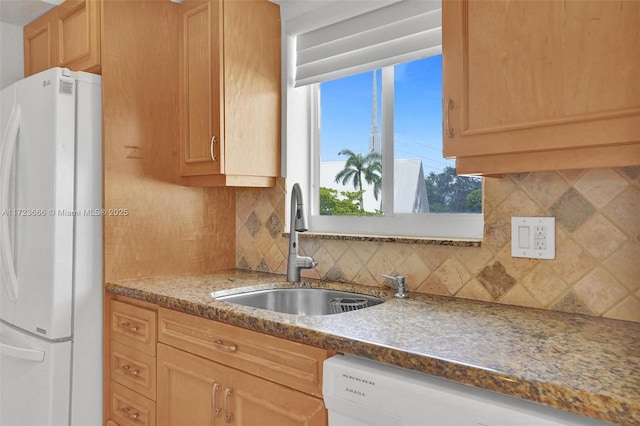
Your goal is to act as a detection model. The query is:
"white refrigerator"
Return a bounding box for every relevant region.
[0,68,102,425]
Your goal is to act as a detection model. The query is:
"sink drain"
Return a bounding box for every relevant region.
[328,297,371,314]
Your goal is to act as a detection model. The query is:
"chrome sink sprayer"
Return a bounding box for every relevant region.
[287,183,317,283]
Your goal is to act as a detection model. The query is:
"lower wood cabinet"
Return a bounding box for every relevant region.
[105,294,330,425]
[106,295,158,426]
[109,381,156,426]
[158,344,327,425]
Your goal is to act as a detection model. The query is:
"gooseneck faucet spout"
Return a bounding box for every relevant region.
[287,183,317,283]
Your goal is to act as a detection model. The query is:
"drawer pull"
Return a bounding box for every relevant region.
[212,382,222,417]
[121,407,139,419]
[224,387,234,423]
[213,339,237,352]
[120,322,139,332]
[121,364,140,376]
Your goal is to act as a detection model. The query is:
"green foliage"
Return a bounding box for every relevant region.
[320,187,382,216]
[466,189,483,213]
[425,167,482,213]
[334,149,381,211]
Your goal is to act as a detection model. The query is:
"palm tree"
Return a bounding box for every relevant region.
[334,149,381,211]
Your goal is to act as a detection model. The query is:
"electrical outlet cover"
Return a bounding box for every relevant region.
[511,217,555,259]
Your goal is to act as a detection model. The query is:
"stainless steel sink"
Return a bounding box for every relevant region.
[214,288,383,316]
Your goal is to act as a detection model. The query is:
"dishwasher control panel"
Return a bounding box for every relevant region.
[323,355,609,426]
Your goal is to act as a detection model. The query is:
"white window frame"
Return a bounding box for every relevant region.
[280,4,483,241]
[303,65,483,240]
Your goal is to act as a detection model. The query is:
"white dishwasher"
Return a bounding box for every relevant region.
[323,355,610,426]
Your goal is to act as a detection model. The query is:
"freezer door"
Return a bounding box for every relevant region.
[0,321,72,426]
[12,68,76,340]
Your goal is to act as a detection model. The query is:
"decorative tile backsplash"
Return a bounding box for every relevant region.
[236,168,640,323]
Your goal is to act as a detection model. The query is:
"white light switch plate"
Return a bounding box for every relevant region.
[511,217,555,259]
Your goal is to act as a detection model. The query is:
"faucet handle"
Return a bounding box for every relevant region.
[381,274,409,299]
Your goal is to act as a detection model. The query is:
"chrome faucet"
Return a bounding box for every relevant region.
[287,183,317,283]
[382,274,409,298]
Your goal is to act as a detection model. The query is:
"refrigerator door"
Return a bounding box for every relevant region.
[0,321,72,426]
[11,68,76,340]
[0,82,17,324]
[69,70,104,425]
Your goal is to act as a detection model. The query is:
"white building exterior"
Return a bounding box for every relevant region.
[320,158,429,213]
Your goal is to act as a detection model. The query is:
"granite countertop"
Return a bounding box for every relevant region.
[106,270,640,425]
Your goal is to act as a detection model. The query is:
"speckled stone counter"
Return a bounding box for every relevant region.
[106,270,640,425]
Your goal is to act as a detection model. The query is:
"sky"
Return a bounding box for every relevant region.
[319,54,455,176]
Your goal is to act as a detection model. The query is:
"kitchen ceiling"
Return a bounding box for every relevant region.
[0,0,64,26]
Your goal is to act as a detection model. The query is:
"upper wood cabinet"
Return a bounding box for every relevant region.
[177,0,281,187]
[24,0,101,77]
[442,0,640,175]
[23,13,53,76]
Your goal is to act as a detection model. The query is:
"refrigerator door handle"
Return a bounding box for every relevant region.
[0,104,20,303]
[0,340,45,362]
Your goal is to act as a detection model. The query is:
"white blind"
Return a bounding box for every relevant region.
[294,0,441,87]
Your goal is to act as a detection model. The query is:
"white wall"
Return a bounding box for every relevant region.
[0,22,24,89]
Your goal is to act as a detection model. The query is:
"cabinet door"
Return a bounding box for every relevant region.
[157,344,226,426]
[53,0,101,72]
[222,0,280,179]
[443,0,640,175]
[226,369,327,426]
[178,0,223,177]
[24,14,53,77]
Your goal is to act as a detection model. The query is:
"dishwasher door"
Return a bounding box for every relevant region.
[323,355,610,426]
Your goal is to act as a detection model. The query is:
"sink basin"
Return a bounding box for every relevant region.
[215,288,383,316]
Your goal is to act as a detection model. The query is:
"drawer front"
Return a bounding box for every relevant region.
[111,300,157,356]
[111,340,156,401]
[158,308,329,397]
[109,381,156,426]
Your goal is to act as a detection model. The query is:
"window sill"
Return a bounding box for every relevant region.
[284,232,482,247]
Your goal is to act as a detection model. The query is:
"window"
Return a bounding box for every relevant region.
[283,1,483,240]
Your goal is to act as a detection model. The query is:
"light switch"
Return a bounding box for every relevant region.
[518,226,530,249]
[511,217,555,259]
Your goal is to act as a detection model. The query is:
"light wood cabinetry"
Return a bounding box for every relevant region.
[226,368,326,426]
[177,0,281,187]
[105,296,330,425]
[109,382,157,426]
[23,14,53,76]
[158,344,326,426]
[442,0,640,175]
[106,296,158,426]
[24,0,101,77]
[157,344,226,426]
[158,307,327,397]
[157,342,326,426]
